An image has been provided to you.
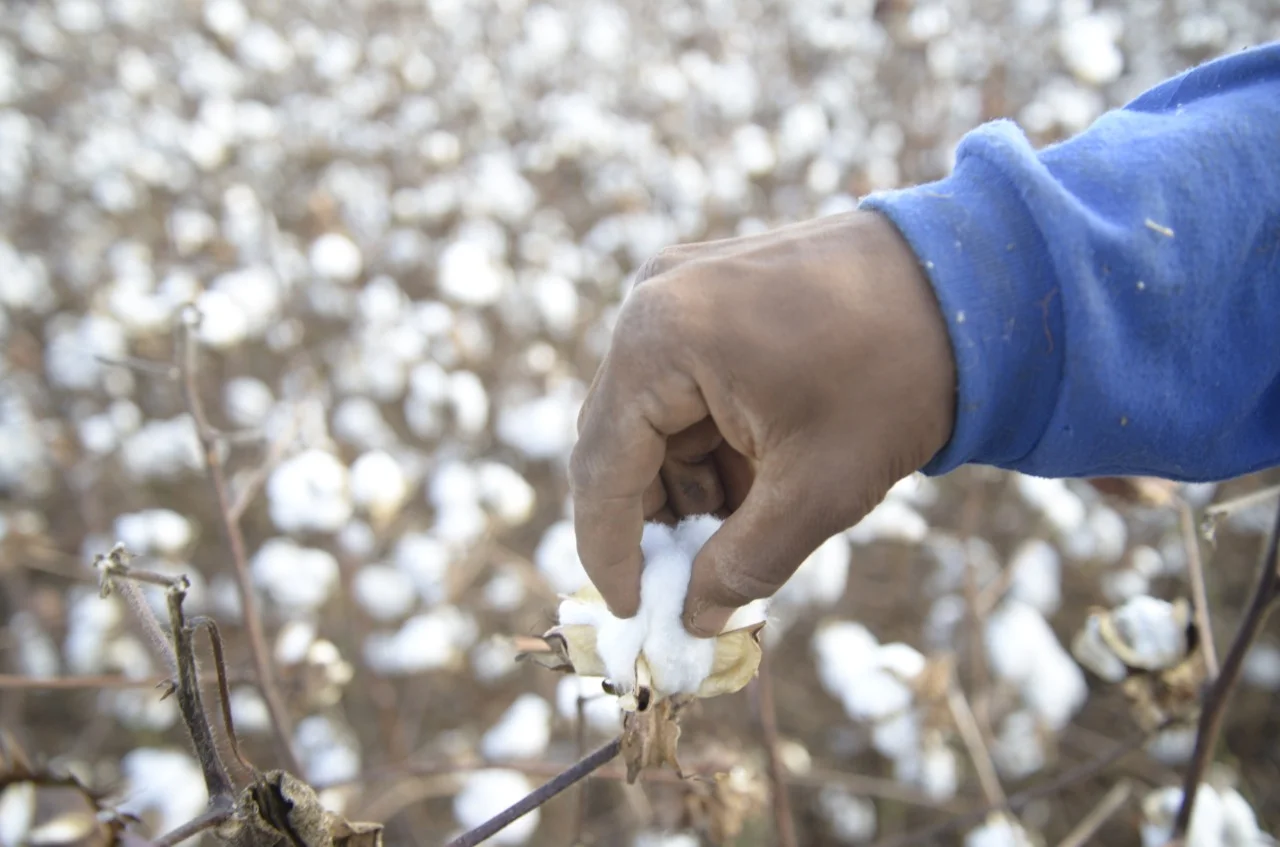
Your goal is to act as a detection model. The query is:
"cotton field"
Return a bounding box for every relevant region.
[1,0,1279,845]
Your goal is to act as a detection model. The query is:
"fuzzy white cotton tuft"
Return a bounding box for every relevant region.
[480,694,552,760]
[563,516,734,696]
[453,771,539,844]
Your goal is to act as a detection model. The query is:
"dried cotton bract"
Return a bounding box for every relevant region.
[524,516,767,711]
[1071,596,1206,731]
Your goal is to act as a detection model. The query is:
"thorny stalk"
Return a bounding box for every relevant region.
[1178,497,1220,678]
[754,651,799,847]
[1169,495,1280,842]
[153,806,236,847]
[443,737,623,847]
[177,310,301,775]
[872,726,1162,847]
[1054,779,1132,847]
[100,552,235,806]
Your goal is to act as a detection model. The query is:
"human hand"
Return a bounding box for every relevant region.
[569,210,957,637]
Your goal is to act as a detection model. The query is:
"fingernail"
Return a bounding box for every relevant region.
[684,601,732,638]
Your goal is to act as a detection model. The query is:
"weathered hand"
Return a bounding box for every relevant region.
[569,210,957,636]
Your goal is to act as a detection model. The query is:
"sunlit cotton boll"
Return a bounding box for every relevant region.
[774,533,851,609]
[1006,538,1061,615]
[495,382,583,461]
[556,675,622,734]
[394,531,452,605]
[267,449,354,534]
[309,232,363,283]
[476,461,536,525]
[534,519,588,594]
[985,599,1087,729]
[352,563,417,621]
[223,376,275,429]
[349,450,410,528]
[252,538,339,612]
[117,749,208,837]
[113,509,193,557]
[846,500,929,545]
[363,606,478,675]
[436,239,510,307]
[480,694,552,760]
[453,770,539,845]
[819,786,877,843]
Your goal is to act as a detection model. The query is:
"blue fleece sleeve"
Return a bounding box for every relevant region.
[860,42,1280,483]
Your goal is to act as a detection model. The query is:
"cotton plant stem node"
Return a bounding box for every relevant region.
[519,515,769,782]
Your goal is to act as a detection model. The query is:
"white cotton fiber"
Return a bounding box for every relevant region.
[563,515,738,697]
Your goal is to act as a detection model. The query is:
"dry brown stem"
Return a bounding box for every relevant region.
[754,650,799,847]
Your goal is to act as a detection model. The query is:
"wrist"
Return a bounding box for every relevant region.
[858,126,1066,474]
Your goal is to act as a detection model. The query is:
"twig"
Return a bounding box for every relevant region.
[443,737,622,847]
[0,674,169,689]
[871,727,1158,847]
[570,694,589,846]
[946,682,1006,809]
[152,803,234,847]
[227,411,300,522]
[1054,779,1132,847]
[1203,483,1280,526]
[191,617,257,777]
[1178,497,1220,679]
[755,651,799,847]
[177,310,301,775]
[1170,495,1280,841]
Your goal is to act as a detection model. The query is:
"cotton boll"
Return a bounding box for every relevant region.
[480,694,552,760]
[839,669,913,722]
[534,519,588,594]
[470,636,521,683]
[877,643,927,680]
[994,710,1046,779]
[482,566,527,612]
[1107,596,1188,671]
[394,532,452,605]
[846,500,928,545]
[1220,787,1262,846]
[1141,785,1223,847]
[252,538,339,612]
[495,385,582,461]
[985,600,1051,684]
[1071,615,1128,683]
[228,686,271,735]
[1085,505,1128,564]
[437,240,509,307]
[812,621,881,698]
[448,370,490,436]
[638,548,716,695]
[453,771,539,845]
[1007,539,1061,615]
[595,615,648,692]
[352,564,417,621]
[477,461,536,525]
[924,595,966,651]
[672,513,722,560]
[964,814,1035,847]
[919,737,959,802]
[1145,726,1197,765]
[365,606,477,675]
[295,714,361,786]
[267,449,353,534]
[1016,474,1086,534]
[1022,650,1087,731]
[1101,567,1149,604]
[871,710,921,760]
[118,749,209,836]
[556,676,622,734]
[349,450,410,527]
[1059,13,1124,86]
[0,781,34,847]
[722,599,769,631]
[310,232,363,282]
[113,509,193,557]
[223,377,275,428]
[1243,642,1280,691]
[818,787,877,844]
[774,533,850,609]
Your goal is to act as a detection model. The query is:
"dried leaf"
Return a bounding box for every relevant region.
[1121,642,1208,732]
[330,818,384,847]
[679,766,768,845]
[621,697,686,783]
[695,622,765,699]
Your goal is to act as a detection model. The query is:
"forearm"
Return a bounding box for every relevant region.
[861,42,1280,482]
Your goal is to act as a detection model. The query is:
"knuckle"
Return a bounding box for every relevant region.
[632,245,683,287]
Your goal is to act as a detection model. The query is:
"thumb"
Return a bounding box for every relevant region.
[681,459,844,637]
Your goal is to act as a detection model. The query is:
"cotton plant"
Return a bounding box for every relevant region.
[810,619,959,801]
[1141,773,1273,847]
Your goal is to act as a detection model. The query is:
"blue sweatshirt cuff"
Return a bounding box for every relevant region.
[860,123,1067,475]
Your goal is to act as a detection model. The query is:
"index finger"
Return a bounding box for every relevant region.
[569,295,708,617]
